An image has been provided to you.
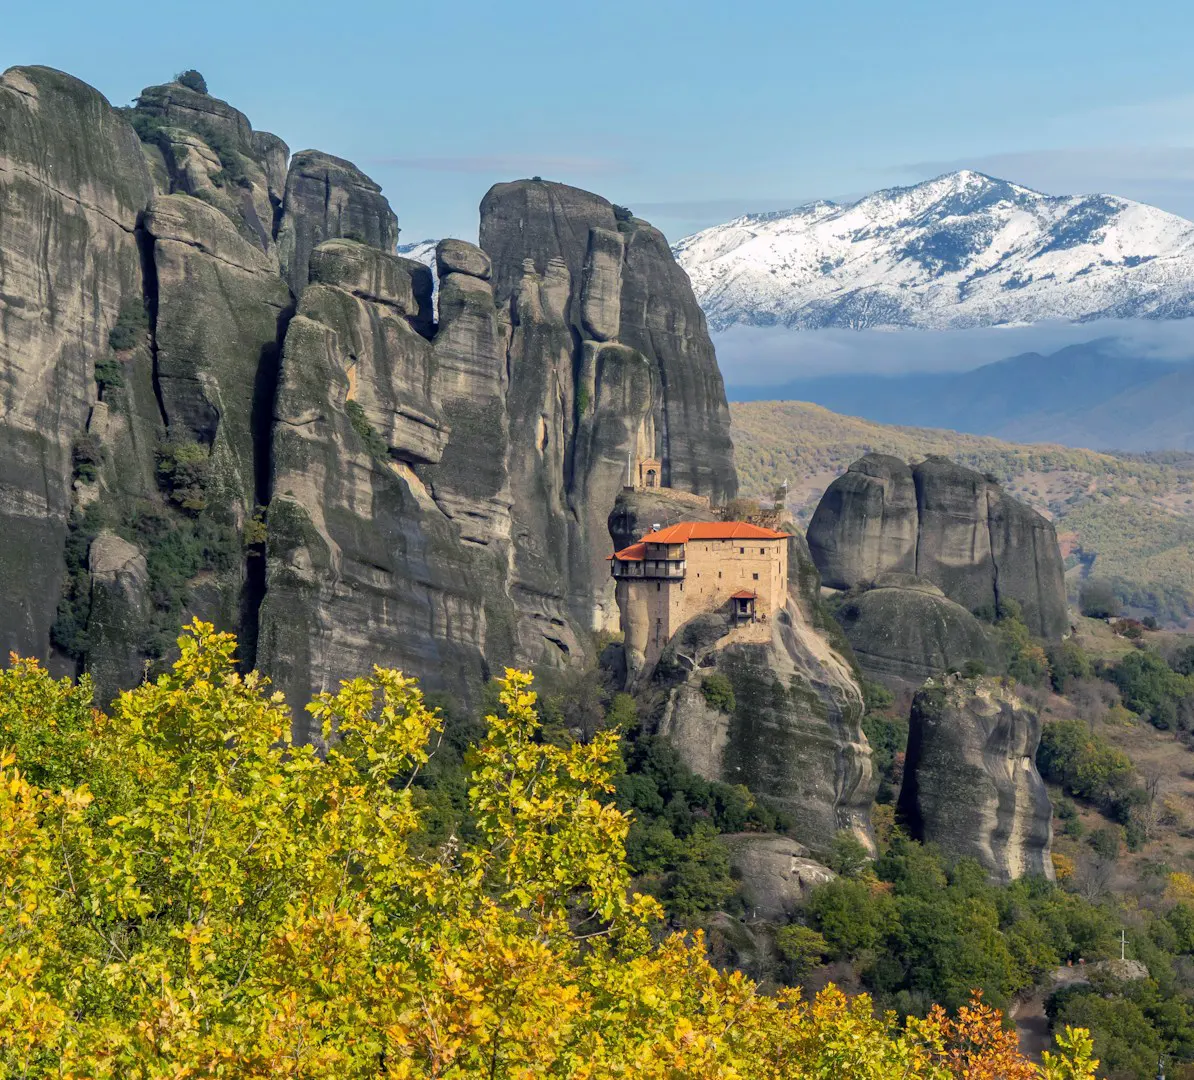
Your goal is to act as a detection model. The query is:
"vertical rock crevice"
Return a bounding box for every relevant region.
[241,296,296,670]
[135,214,168,429]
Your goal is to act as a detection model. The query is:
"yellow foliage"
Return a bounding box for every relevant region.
[1051,851,1076,881]
[1169,871,1194,903]
[0,621,1097,1078]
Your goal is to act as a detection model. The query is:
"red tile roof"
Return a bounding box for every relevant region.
[640,521,791,543]
[730,590,758,600]
[609,541,647,562]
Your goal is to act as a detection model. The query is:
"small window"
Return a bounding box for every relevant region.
[760,547,765,554]
[739,547,745,554]
[718,571,722,579]
[656,583,661,592]
[752,572,759,580]
[680,583,684,591]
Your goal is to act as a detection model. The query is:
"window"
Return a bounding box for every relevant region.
[752,572,759,580]
[760,547,765,554]
[718,571,722,579]
[656,583,661,592]
[739,547,745,554]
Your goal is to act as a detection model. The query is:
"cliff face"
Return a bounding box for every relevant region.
[0,67,742,721]
[808,453,1068,640]
[480,181,737,648]
[899,676,1054,882]
[0,66,154,669]
[832,574,1001,686]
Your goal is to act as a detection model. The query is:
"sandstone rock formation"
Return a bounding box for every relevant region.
[479,180,737,648]
[808,454,1068,640]
[832,574,1000,685]
[277,151,400,294]
[258,240,493,739]
[0,66,153,669]
[654,529,876,855]
[133,80,284,255]
[145,193,292,519]
[899,675,1054,882]
[0,69,744,737]
[722,834,836,921]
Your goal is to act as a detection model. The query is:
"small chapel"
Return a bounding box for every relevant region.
[609,521,791,668]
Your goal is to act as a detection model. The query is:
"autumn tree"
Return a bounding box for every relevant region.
[0,621,1096,1078]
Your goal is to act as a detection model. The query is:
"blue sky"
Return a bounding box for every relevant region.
[6,0,1194,243]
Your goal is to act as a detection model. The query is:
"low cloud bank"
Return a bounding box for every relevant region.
[714,318,1194,392]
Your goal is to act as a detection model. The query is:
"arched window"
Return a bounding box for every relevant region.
[646,469,657,488]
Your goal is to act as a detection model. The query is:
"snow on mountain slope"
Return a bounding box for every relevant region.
[673,171,1194,331]
[397,238,437,270]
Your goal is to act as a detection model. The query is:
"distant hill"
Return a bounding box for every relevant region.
[730,401,1194,624]
[675,170,1194,332]
[733,340,1194,452]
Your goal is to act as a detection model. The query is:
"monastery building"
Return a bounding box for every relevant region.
[610,521,791,669]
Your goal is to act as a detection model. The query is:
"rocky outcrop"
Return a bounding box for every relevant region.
[607,487,718,553]
[85,532,150,705]
[655,529,876,855]
[145,194,291,522]
[0,69,746,738]
[258,240,494,738]
[832,574,1000,685]
[479,180,737,655]
[808,454,1068,640]
[723,834,836,921]
[807,454,917,587]
[133,81,284,255]
[277,151,400,294]
[899,676,1054,882]
[0,66,154,669]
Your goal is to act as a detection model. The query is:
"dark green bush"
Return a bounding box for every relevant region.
[94,355,124,393]
[1107,649,1194,730]
[1080,578,1122,619]
[1088,825,1121,860]
[175,69,208,94]
[701,672,736,714]
[345,401,390,461]
[155,439,211,513]
[1037,718,1142,819]
[107,298,148,352]
[71,434,104,483]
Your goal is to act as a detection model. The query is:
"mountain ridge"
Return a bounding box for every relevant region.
[675,170,1194,331]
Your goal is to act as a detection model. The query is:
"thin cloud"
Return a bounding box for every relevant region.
[371,154,626,174]
[633,196,813,219]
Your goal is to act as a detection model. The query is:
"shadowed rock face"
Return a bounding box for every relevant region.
[277,151,400,295]
[258,241,491,739]
[832,575,1000,686]
[808,454,1068,640]
[899,676,1054,882]
[85,532,149,706]
[0,66,153,669]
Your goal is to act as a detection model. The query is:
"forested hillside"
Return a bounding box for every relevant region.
[731,401,1194,625]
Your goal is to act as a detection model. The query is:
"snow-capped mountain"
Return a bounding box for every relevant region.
[673,171,1194,331]
[397,238,437,270]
